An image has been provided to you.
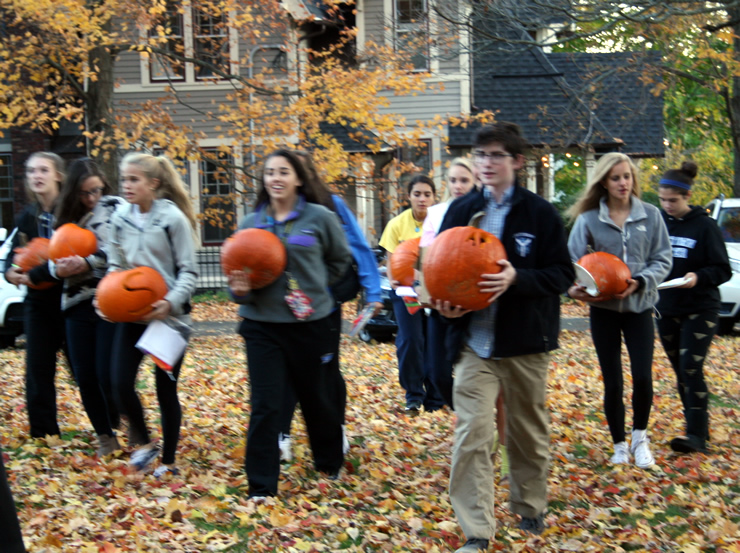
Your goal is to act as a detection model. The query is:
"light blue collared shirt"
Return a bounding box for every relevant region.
[466,185,514,358]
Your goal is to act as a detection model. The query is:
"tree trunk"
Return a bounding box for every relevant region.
[730,8,740,198]
[86,19,118,191]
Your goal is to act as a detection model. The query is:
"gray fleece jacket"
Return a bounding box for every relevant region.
[107,199,198,320]
[232,199,351,323]
[568,197,673,313]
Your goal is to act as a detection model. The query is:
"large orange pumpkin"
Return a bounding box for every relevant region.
[220,228,287,289]
[49,223,97,261]
[13,237,53,290]
[576,252,631,298]
[96,267,168,322]
[422,226,507,311]
[389,237,420,286]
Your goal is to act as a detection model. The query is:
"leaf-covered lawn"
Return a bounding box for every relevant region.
[1,302,739,552]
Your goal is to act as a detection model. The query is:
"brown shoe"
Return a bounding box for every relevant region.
[97,434,121,457]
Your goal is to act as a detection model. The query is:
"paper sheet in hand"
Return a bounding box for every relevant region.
[395,286,417,297]
[657,277,691,290]
[136,320,187,369]
[573,263,600,297]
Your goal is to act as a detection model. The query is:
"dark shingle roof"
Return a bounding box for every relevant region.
[318,122,392,153]
[450,31,664,157]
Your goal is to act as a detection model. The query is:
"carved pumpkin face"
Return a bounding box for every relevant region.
[96,267,168,323]
[49,223,98,261]
[422,226,507,311]
[389,237,420,287]
[13,237,53,290]
[576,252,631,298]
[220,228,287,289]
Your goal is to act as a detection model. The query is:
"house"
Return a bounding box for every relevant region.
[1,1,664,277]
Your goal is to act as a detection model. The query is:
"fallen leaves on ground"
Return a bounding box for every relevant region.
[1,301,739,552]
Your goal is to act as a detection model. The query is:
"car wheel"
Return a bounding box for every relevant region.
[717,317,737,336]
[358,328,373,343]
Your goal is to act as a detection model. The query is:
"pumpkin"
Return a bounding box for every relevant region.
[49,223,97,261]
[389,237,420,286]
[96,266,168,322]
[13,237,54,290]
[422,226,507,311]
[576,252,631,298]
[220,228,287,289]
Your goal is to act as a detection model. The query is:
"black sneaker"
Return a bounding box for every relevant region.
[519,514,545,535]
[405,402,422,414]
[455,538,489,552]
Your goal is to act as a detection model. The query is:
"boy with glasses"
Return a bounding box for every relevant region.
[434,123,574,552]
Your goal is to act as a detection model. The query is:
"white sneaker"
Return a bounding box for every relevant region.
[278,433,293,462]
[610,441,630,464]
[630,430,655,469]
[342,424,350,454]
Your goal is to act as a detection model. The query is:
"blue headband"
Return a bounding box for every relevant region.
[659,178,691,190]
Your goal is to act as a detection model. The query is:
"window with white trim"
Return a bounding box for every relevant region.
[200,151,236,244]
[148,1,232,84]
[395,0,429,71]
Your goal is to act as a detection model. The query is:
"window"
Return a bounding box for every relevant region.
[397,140,431,187]
[200,152,236,244]
[0,154,14,229]
[193,9,229,80]
[150,6,185,81]
[147,1,232,84]
[395,0,429,71]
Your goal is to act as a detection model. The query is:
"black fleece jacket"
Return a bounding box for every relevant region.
[4,203,62,303]
[656,206,731,317]
[438,184,574,360]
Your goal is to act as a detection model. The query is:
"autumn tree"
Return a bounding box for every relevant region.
[0,0,435,230]
[433,0,740,197]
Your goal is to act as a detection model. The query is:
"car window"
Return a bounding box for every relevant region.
[718,207,740,243]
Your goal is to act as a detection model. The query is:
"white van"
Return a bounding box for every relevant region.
[705,196,740,334]
[0,228,26,347]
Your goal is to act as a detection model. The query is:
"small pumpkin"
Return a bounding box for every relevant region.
[220,228,287,289]
[422,226,507,311]
[96,266,168,322]
[389,237,420,286]
[576,252,631,298]
[13,237,53,290]
[49,223,97,261]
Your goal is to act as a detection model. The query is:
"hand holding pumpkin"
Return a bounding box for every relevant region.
[141,299,171,321]
[6,266,28,287]
[55,255,89,278]
[228,270,252,296]
[478,259,516,303]
[612,278,639,300]
[432,299,472,319]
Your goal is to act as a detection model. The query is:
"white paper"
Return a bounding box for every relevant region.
[573,263,600,297]
[136,320,188,368]
[657,277,691,290]
[395,286,418,297]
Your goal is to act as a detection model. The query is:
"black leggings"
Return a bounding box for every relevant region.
[110,323,184,464]
[657,311,718,441]
[279,307,344,436]
[590,307,655,444]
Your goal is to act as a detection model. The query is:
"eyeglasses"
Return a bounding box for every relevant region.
[474,150,513,163]
[79,187,103,198]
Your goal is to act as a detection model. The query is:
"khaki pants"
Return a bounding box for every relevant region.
[449,346,550,539]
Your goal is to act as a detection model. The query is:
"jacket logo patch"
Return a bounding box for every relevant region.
[635,224,647,231]
[513,233,535,257]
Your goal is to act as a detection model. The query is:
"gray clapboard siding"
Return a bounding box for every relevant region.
[378,79,462,122]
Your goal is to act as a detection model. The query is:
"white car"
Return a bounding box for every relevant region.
[705,197,740,335]
[0,228,26,347]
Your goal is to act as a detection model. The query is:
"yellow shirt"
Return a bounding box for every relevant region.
[379,209,424,253]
